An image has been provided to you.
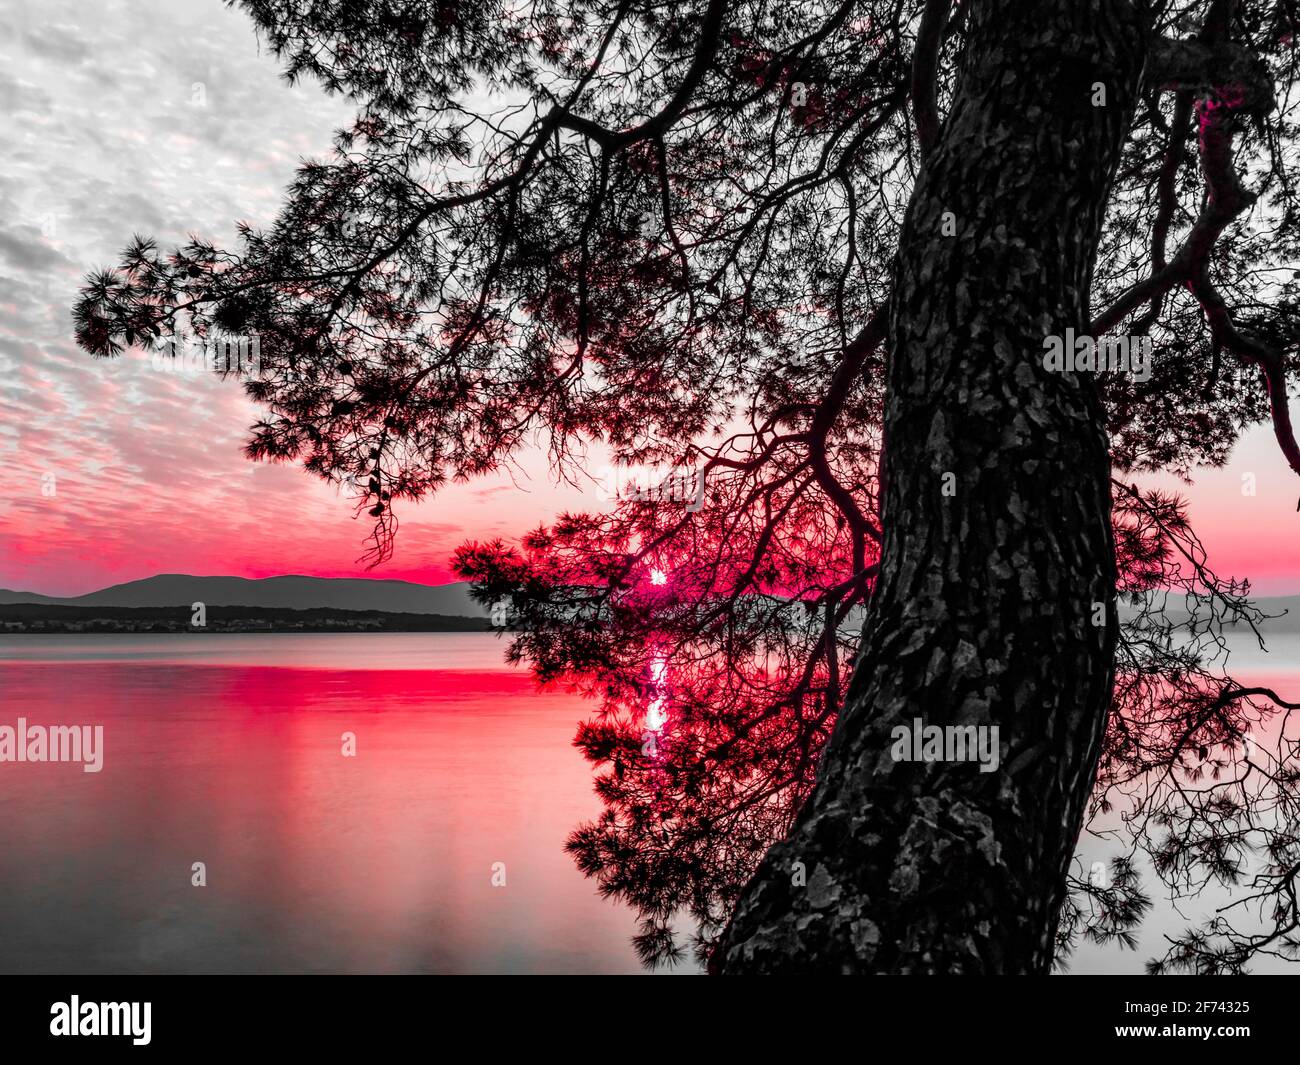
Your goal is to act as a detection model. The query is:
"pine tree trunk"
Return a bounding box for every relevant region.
[715,0,1148,974]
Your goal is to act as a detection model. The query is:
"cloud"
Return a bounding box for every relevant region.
[22,22,92,65]
[0,227,72,271]
[0,0,661,596]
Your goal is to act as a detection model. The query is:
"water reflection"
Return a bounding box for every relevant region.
[0,634,683,973]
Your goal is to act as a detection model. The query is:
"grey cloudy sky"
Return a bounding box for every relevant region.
[0,0,582,595]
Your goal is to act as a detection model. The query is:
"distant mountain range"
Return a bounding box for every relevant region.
[0,574,488,617]
[1121,594,1300,633]
[1244,598,1300,632]
[1,574,1295,633]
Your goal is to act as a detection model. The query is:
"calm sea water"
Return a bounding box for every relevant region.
[0,633,677,974]
[0,630,1296,974]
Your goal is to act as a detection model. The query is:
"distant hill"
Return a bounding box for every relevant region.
[1,575,1294,632]
[1119,594,1300,634]
[1222,596,1300,633]
[0,603,492,635]
[0,574,487,617]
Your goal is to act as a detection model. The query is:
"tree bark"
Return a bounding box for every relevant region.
[715,0,1148,973]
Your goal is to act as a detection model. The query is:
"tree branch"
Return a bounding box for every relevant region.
[910,0,950,157]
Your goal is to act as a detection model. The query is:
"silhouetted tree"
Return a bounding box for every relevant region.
[77,0,1300,973]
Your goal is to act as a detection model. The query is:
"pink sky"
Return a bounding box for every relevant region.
[1141,427,1299,597]
[0,0,591,596]
[0,0,1296,599]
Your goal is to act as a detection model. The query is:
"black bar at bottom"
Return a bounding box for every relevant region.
[0,974,1287,1053]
